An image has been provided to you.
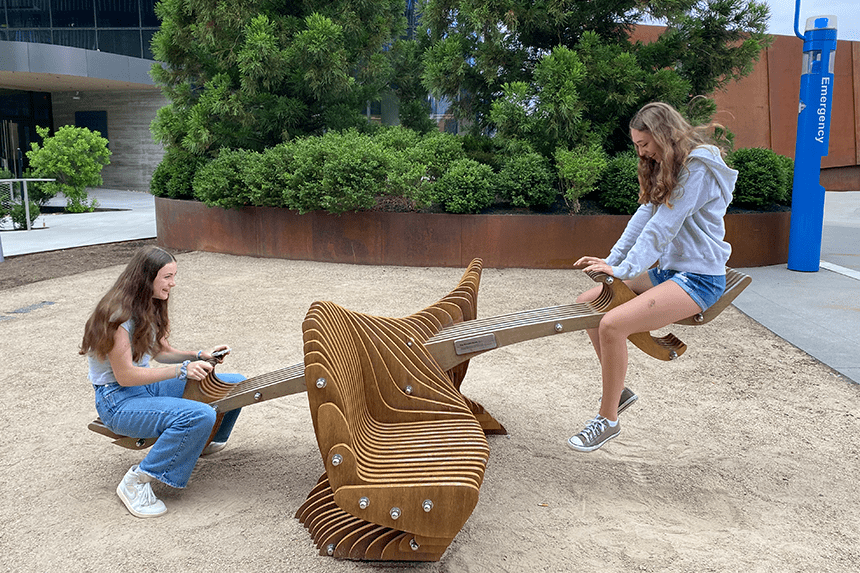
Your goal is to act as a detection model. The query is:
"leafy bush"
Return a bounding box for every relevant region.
[374,127,431,203]
[409,132,465,181]
[193,149,258,209]
[375,126,423,152]
[287,130,390,214]
[151,148,206,200]
[728,147,790,209]
[10,201,40,229]
[555,143,607,212]
[432,158,494,214]
[597,151,640,215]
[245,143,294,208]
[26,125,110,213]
[462,134,504,171]
[775,153,794,205]
[495,152,557,209]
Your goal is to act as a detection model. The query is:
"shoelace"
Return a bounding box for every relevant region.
[578,417,608,443]
[135,481,159,507]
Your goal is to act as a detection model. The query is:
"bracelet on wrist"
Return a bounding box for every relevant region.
[178,360,190,382]
[197,350,204,360]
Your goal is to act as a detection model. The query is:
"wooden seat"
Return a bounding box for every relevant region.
[86,363,246,450]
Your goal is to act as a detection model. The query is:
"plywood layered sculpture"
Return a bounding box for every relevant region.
[89,259,752,561]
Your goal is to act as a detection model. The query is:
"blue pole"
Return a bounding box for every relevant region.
[787,12,838,272]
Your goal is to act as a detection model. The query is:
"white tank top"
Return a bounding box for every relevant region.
[87,319,152,386]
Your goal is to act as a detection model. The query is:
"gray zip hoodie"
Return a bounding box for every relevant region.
[605,145,737,280]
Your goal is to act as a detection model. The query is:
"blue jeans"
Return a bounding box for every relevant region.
[648,268,726,312]
[94,373,244,488]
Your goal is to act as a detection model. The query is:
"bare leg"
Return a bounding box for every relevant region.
[575,273,654,369]
[595,279,700,421]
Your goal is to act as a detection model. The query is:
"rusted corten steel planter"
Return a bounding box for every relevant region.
[155,197,790,268]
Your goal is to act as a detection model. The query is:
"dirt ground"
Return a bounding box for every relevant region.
[1,244,858,573]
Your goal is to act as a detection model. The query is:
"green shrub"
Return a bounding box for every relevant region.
[555,143,607,212]
[375,125,423,152]
[775,153,794,205]
[432,158,494,214]
[495,152,557,209]
[385,150,432,206]
[287,130,390,214]
[410,132,465,180]
[462,134,503,171]
[1,170,13,219]
[10,201,40,229]
[245,143,294,208]
[373,127,431,203]
[150,148,206,200]
[597,151,640,215]
[192,149,258,209]
[728,147,789,209]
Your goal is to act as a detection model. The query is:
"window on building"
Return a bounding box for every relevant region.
[7,0,52,28]
[53,28,97,50]
[140,0,159,27]
[96,0,140,27]
[50,0,96,28]
[99,29,142,57]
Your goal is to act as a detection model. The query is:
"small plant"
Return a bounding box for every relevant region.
[26,125,111,213]
[555,143,607,212]
[597,151,640,215]
[10,201,40,229]
[432,158,494,214]
[728,147,790,209]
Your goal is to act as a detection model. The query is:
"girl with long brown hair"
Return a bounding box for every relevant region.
[568,102,737,452]
[81,246,244,517]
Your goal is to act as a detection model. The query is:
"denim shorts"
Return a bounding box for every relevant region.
[648,268,726,312]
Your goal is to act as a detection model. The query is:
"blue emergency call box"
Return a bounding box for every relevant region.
[787,15,837,272]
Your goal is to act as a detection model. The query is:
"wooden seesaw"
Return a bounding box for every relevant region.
[88,259,751,560]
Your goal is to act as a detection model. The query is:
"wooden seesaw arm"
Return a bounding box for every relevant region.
[206,267,751,413]
[425,270,684,371]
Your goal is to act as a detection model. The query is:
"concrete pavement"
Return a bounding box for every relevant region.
[732,191,860,385]
[1,188,858,384]
[0,188,156,258]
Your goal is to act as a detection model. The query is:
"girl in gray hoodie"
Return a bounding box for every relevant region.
[568,102,738,453]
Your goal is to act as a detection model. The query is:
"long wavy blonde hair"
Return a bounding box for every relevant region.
[80,246,175,362]
[630,102,723,207]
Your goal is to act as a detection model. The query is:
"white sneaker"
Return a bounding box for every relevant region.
[116,465,167,518]
[201,441,227,456]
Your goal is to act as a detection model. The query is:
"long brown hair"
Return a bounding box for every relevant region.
[629,102,723,207]
[80,246,176,362]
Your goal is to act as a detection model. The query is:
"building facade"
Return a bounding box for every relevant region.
[0,0,166,191]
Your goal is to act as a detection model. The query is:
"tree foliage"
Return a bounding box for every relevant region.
[422,0,770,151]
[150,0,407,155]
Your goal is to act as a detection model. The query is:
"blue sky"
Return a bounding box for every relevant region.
[764,0,858,41]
